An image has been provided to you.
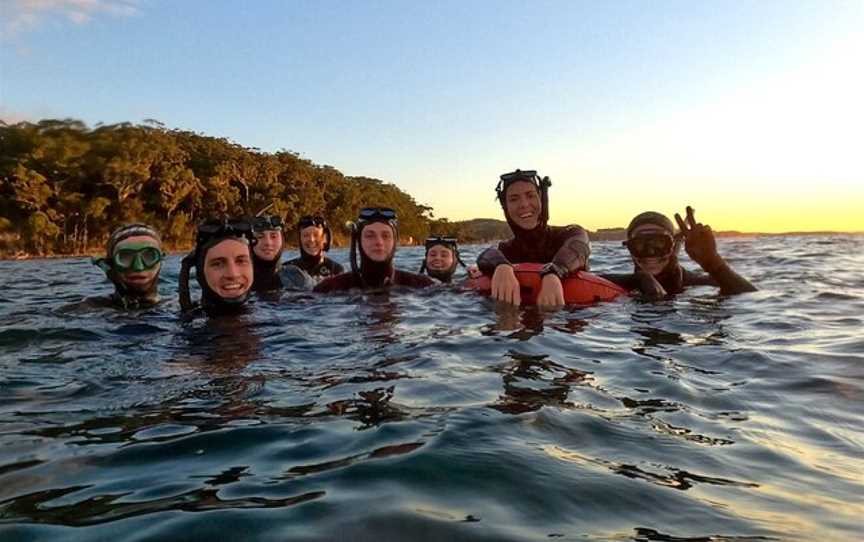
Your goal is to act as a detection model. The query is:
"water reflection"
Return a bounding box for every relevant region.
[324,385,407,429]
[491,351,590,414]
[175,314,263,371]
[0,484,325,527]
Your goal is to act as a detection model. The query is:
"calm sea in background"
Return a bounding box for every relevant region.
[1,236,862,542]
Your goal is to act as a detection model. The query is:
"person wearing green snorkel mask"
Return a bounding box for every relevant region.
[92,224,165,309]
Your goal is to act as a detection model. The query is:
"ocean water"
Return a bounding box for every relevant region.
[0,236,862,542]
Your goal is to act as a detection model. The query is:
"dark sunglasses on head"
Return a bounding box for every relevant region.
[197,219,254,246]
[113,246,163,271]
[623,233,676,258]
[253,215,283,231]
[298,215,327,229]
[358,207,397,221]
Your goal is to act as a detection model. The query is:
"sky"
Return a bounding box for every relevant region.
[1,0,862,233]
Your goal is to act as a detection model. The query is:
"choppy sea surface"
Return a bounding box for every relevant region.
[1,236,862,542]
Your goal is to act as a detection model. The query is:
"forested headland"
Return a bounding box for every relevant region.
[0,119,470,258]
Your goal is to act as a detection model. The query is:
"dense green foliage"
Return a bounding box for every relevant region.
[0,119,444,256]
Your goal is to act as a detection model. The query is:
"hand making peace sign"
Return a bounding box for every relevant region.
[674,206,722,271]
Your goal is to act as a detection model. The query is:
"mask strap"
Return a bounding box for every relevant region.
[349,223,362,286]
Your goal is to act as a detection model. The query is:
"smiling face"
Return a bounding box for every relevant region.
[360,222,395,262]
[629,224,674,276]
[504,180,541,230]
[114,235,162,292]
[426,244,455,272]
[300,225,325,257]
[253,229,283,261]
[203,239,253,298]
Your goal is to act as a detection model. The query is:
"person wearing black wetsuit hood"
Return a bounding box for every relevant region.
[314,207,435,292]
[601,206,756,298]
[283,215,344,280]
[419,236,466,283]
[92,223,165,309]
[477,169,591,306]
[179,218,256,316]
[250,215,285,292]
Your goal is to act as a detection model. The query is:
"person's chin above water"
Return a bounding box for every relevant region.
[120,270,158,291]
[361,222,394,262]
[204,239,253,299]
[505,180,541,230]
[629,224,676,275]
[300,225,325,257]
[426,245,455,273]
[253,230,283,262]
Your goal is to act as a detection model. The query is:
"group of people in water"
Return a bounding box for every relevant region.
[92,169,756,315]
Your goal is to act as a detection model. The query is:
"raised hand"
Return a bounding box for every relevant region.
[674,205,722,271]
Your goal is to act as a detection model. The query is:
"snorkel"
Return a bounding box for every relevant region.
[179,218,256,315]
[298,215,332,267]
[92,224,164,308]
[349,208,398,287]
[495,169,552,240]
[419,237,466,283]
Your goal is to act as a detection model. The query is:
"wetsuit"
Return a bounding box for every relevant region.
[252,258,283,292]
[314,269,435,292]
[603,210,756,296]
[601,266,717,295]
[284,254,344,280]
[477,225,591,277]
[93,223,163,309]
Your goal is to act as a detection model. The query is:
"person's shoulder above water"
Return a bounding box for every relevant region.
[393,269,436,287]
[280,263,318,290]
[476,169,591,307]
[313,271,358,293]
[603,206,755,298]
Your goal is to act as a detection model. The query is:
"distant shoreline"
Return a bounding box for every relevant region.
[3,230,861,261]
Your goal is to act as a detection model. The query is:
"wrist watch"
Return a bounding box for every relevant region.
[540,262,568,280]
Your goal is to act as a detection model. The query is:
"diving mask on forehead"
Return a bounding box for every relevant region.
[253,215,284,232]
[425,237,459,253]
[298,215,333,253]
[298,215,327,229]
[495,169,551,202]
[196,218,256,248]
[358,207,397,222]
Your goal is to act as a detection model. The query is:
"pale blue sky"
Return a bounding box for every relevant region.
[2,0,862,231]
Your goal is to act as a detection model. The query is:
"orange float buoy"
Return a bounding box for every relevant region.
[466,263,627,305]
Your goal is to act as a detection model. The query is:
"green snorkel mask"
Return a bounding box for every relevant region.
[112,243,164,271]
[91,223,164,307]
